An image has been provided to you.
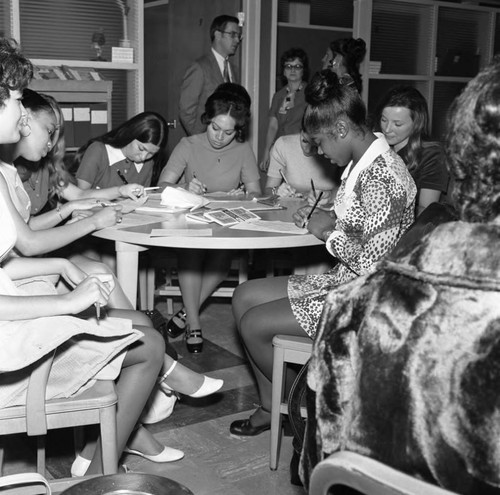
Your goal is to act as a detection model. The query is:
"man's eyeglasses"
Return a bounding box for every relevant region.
[220,30,243,41]
[284,64,303,71]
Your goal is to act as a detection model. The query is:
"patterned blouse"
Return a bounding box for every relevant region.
[288,136,417,337]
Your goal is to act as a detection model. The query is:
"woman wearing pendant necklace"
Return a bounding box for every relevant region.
[259,47,310,171]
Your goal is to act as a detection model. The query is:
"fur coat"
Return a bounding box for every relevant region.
[302,219,500,494]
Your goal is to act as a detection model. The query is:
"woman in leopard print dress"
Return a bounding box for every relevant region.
[230,70,416,436]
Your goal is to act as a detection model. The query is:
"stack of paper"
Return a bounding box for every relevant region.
[369,61,382,75]
[161,186,210,211]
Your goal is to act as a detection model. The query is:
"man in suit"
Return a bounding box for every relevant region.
[179,14,242,136]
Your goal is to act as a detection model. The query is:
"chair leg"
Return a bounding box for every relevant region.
[146,266,155,311]
[100,405,118,475]
[36,436,46,475]
[0,440,4,476]
[270,345,286,470]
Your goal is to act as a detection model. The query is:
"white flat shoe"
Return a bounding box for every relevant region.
[123,445,184,463]
[70,454,91,477]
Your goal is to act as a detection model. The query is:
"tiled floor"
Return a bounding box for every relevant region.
[2,298,305,495]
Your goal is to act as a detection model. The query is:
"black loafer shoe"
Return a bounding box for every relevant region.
[229,418,270,436]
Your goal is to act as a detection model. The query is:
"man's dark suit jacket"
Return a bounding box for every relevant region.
[179,51,239,136]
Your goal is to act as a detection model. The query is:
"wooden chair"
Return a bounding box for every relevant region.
[270,334,312,470]
[0,472,51,494]
[0,351,118,493]
[309,451,457,495]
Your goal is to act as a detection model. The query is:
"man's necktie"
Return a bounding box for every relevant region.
[223,58,230,83]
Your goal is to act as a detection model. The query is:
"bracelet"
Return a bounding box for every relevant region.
[56,204,64,221]
[322,229,334,242]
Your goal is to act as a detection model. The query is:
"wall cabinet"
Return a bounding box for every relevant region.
[1,0,144,127]
[271,0,500,141]
[364,0,500,139]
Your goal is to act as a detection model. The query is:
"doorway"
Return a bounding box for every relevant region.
[144,0,242,155]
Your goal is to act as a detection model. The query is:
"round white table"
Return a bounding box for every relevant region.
[93,198,324,307]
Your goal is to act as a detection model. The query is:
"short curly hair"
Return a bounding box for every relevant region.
[446,57,500,223]
[0,38,33,105]
[279,47,309,86]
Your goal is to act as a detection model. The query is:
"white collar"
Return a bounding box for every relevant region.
[105,144,127,167]
[212,48,230,80]
[340,133,389,195]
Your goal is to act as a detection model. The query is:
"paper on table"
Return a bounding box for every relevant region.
[150,228,212,237]
[109,212,164,228]
[229,220,308,235]
[161,186,210,209]
[205,200,280,211]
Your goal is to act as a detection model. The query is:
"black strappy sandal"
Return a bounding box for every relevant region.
[166,308,187,338]
[185,326,203,353]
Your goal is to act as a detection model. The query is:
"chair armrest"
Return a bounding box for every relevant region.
[310,451,457,495]
[0,473,51,494]
[26,351,55,437]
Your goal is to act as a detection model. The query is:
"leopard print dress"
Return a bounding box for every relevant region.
[288,137,416,337]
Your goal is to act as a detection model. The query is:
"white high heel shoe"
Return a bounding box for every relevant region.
[158,360,224,398]
[141,361,223,425]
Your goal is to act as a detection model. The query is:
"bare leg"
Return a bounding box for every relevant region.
[176,249,204,329]
[85,325,165,474]
[197,250,232,307]
[177,249,232,329]
[233,277,308,426]
[69,255,133,309]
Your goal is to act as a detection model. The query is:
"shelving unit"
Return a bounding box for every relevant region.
[270,0,500,141]
[29,79,113,151]
[2,0,144,127]
[362,0,500,139]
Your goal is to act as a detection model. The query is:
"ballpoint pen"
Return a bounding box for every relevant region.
[192,172,207,194]
[117,170,129,185]
[144,186,161,191]
[303,191,324,228]
[95,302,100,325]
[310,178,317,199]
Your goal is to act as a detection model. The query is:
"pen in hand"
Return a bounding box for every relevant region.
[117,170,129,185]
[192,172,207,194]
[280,169,290,186]
[302,191,324,228]
[310,178,317,199]
[95,302,100,325]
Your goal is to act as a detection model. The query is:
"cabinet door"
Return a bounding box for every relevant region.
[370,0,434,76]
[144,0,242,155]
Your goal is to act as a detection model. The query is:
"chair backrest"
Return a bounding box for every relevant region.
[309,452,457,495]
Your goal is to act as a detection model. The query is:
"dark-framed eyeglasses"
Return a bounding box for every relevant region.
[220,30,243,41]
[284,63,304,71]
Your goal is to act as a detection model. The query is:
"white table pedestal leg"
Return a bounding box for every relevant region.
[115,241,149,309]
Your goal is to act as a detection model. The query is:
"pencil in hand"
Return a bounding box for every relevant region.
[302,191,324,228]
[279,169,289,185]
